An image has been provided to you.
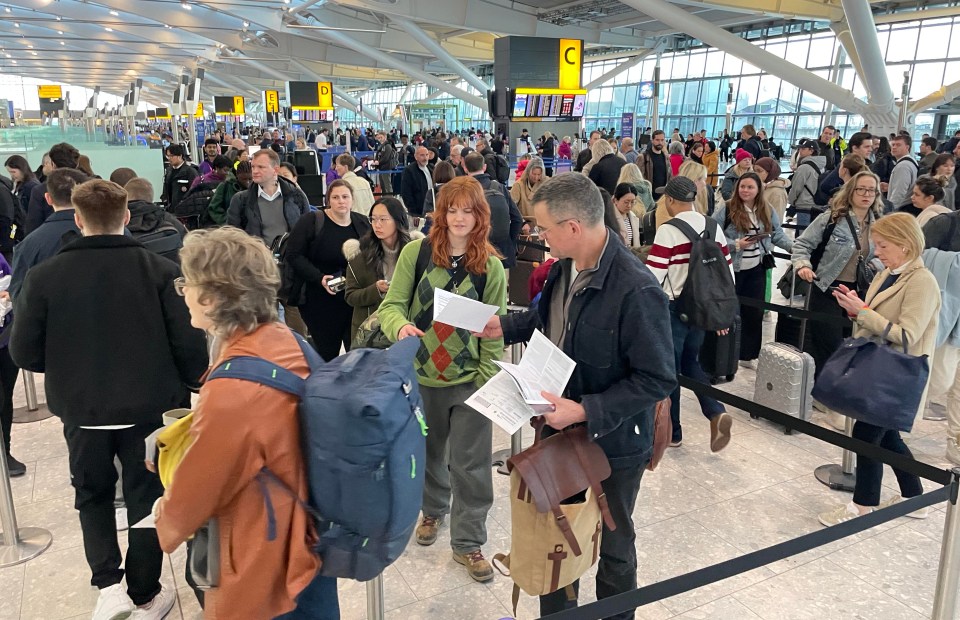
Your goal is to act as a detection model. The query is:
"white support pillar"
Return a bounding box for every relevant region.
[830,22,866,83]
[392,17,489,96]
[839,0,895,110]
[909,79,960,115]
[286,14,488,111]
[618,0,867,115]
[398,82,415,104]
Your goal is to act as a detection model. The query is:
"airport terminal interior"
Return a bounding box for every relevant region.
[2,0,960,619]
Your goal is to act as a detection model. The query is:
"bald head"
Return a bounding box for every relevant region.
[415,146,430,166]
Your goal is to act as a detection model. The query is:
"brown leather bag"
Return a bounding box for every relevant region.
[508,420,615,554]
[493,420,614,611]
[647,397,672,471]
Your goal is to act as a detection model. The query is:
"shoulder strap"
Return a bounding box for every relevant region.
[665,216,700,243]
[314,209,325,237]
[844,213,862,251]
[206,330,320,396]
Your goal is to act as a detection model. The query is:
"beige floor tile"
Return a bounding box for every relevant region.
[675,596,763,619]
[338,565,419,620]
[0,563,24,620]
[30,455,73,503]
[20,543,101,620]
[384,582,510,620]
[734,557,925,620]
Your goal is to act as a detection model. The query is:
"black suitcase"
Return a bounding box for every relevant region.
[700,315,741,384]
[509,260,538,306]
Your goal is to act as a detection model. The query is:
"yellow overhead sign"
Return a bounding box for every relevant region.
[233,96,245,116]
[515,88,587,95]
[195,102,204,116]
[317,82,333,110]
[264,90,280,113]
[558,38,583,91]
[37,85,63,100]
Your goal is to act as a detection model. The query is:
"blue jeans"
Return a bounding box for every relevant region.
[796,210,811,231]
[273,573,340,620]
[669,304,726,442]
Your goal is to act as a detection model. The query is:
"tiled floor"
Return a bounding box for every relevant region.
[0,333,957,619]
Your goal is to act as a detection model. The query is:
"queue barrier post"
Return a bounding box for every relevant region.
[932,467,960,620]
[814,415,857,492]
[366,574,385,620]
[0,427,53,567]
[13,371,52,424]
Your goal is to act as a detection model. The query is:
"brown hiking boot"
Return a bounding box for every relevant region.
[415,515,443,546]
[453,549,494,582]
[710,413,733,453]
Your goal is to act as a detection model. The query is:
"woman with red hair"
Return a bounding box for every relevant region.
[377,175,507,583]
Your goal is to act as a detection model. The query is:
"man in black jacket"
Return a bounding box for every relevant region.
[400,146,433,216]
[160,144,198,213]
[475,173,676,620]
[10,168,88,299]
[226,148,309,245]
[26,142,80,234]
[463,153,523,269]
[10,179,207,620]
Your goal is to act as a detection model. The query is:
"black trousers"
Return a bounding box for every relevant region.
[736,264,767,361]
[807,281,854,381]
[302,287,353,362]
[0,347,20,454]
[63,423,165,605]
[540,465,645,620]
[852,421,923,507]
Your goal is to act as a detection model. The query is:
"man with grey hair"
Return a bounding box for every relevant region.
[475,172,676,619]
[447,143,465,175]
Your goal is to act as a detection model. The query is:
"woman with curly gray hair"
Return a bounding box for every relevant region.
[155,227,337,619]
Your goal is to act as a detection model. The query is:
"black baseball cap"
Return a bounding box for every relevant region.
[793,138,818,150]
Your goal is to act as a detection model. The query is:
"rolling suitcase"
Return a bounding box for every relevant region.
[700,315,741,384]
[753,282,815,434]
[509,260,538,306]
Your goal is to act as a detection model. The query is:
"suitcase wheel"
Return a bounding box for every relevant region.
[749,413,759,420]
[784,428,793,435]
[725,374,734,382]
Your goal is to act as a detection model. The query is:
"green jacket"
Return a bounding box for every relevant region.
[205,173,242,226]
[377,239,506,388]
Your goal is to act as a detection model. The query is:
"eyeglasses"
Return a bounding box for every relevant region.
[173,277,193,297]
[853,187,879,195]
[533,218,580,236]
[370,216,394,224]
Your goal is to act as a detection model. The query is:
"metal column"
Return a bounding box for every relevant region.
[13,371,51,424]
[0,430,52,567]
[366,575,385,620]
[814,415,856,492]
[932,468,960,620]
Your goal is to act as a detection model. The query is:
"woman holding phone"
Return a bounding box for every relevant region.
[713,172,792,366]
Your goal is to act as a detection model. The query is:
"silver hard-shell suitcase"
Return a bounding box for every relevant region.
[753,278,815,434]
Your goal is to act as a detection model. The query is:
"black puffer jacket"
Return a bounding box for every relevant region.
[128,200,188,239]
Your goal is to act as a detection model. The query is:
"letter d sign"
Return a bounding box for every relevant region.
[318,82,333,109]
[559,39,582,90]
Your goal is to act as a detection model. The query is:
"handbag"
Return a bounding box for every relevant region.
[761,252,776,271]
[493,421,614,614]
[352,310,392,350]
[811,323,930,432]
[844,214,877,298]
[777,218,840,298]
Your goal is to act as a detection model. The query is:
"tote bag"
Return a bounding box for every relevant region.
[811,323,929,432]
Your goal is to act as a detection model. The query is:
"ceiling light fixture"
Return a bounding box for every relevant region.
[13,22,19,27]
[57,30,63,34]
[3,7,10,13]
[109,10,119,16]
[60,40,65,45]
[242,21,250,28]
[105,26,113,31]
[55,15,61,21]
[181,1,191,10]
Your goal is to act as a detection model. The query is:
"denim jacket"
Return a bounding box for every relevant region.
[500,231,677,469]
[791,209,876,292]
[712,205,793,272]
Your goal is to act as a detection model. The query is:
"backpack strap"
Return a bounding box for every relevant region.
[206,330,321,396]
[665,216,709,243]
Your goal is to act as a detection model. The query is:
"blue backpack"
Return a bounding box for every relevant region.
[207,333,427,581]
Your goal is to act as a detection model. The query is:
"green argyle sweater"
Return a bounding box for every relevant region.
[378,239,506,388]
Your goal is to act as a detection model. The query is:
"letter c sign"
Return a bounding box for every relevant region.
[559,38,582,90]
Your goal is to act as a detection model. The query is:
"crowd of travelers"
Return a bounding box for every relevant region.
[1,117,958,619]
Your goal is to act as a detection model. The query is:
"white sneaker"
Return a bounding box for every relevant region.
[738,359,757,370]
[878,494,930,519]
[130,584,176,619]
[923,402,947,421]
[115,508,129,532]
[818,501,871,527]
[91,584,134,620]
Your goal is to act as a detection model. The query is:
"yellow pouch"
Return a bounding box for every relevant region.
[156,412,194,488]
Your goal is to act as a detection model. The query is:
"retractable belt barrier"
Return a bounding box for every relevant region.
[540,484,953,620]
[540,376,957,619]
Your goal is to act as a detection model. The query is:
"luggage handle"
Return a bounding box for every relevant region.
[789,269,814,353]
